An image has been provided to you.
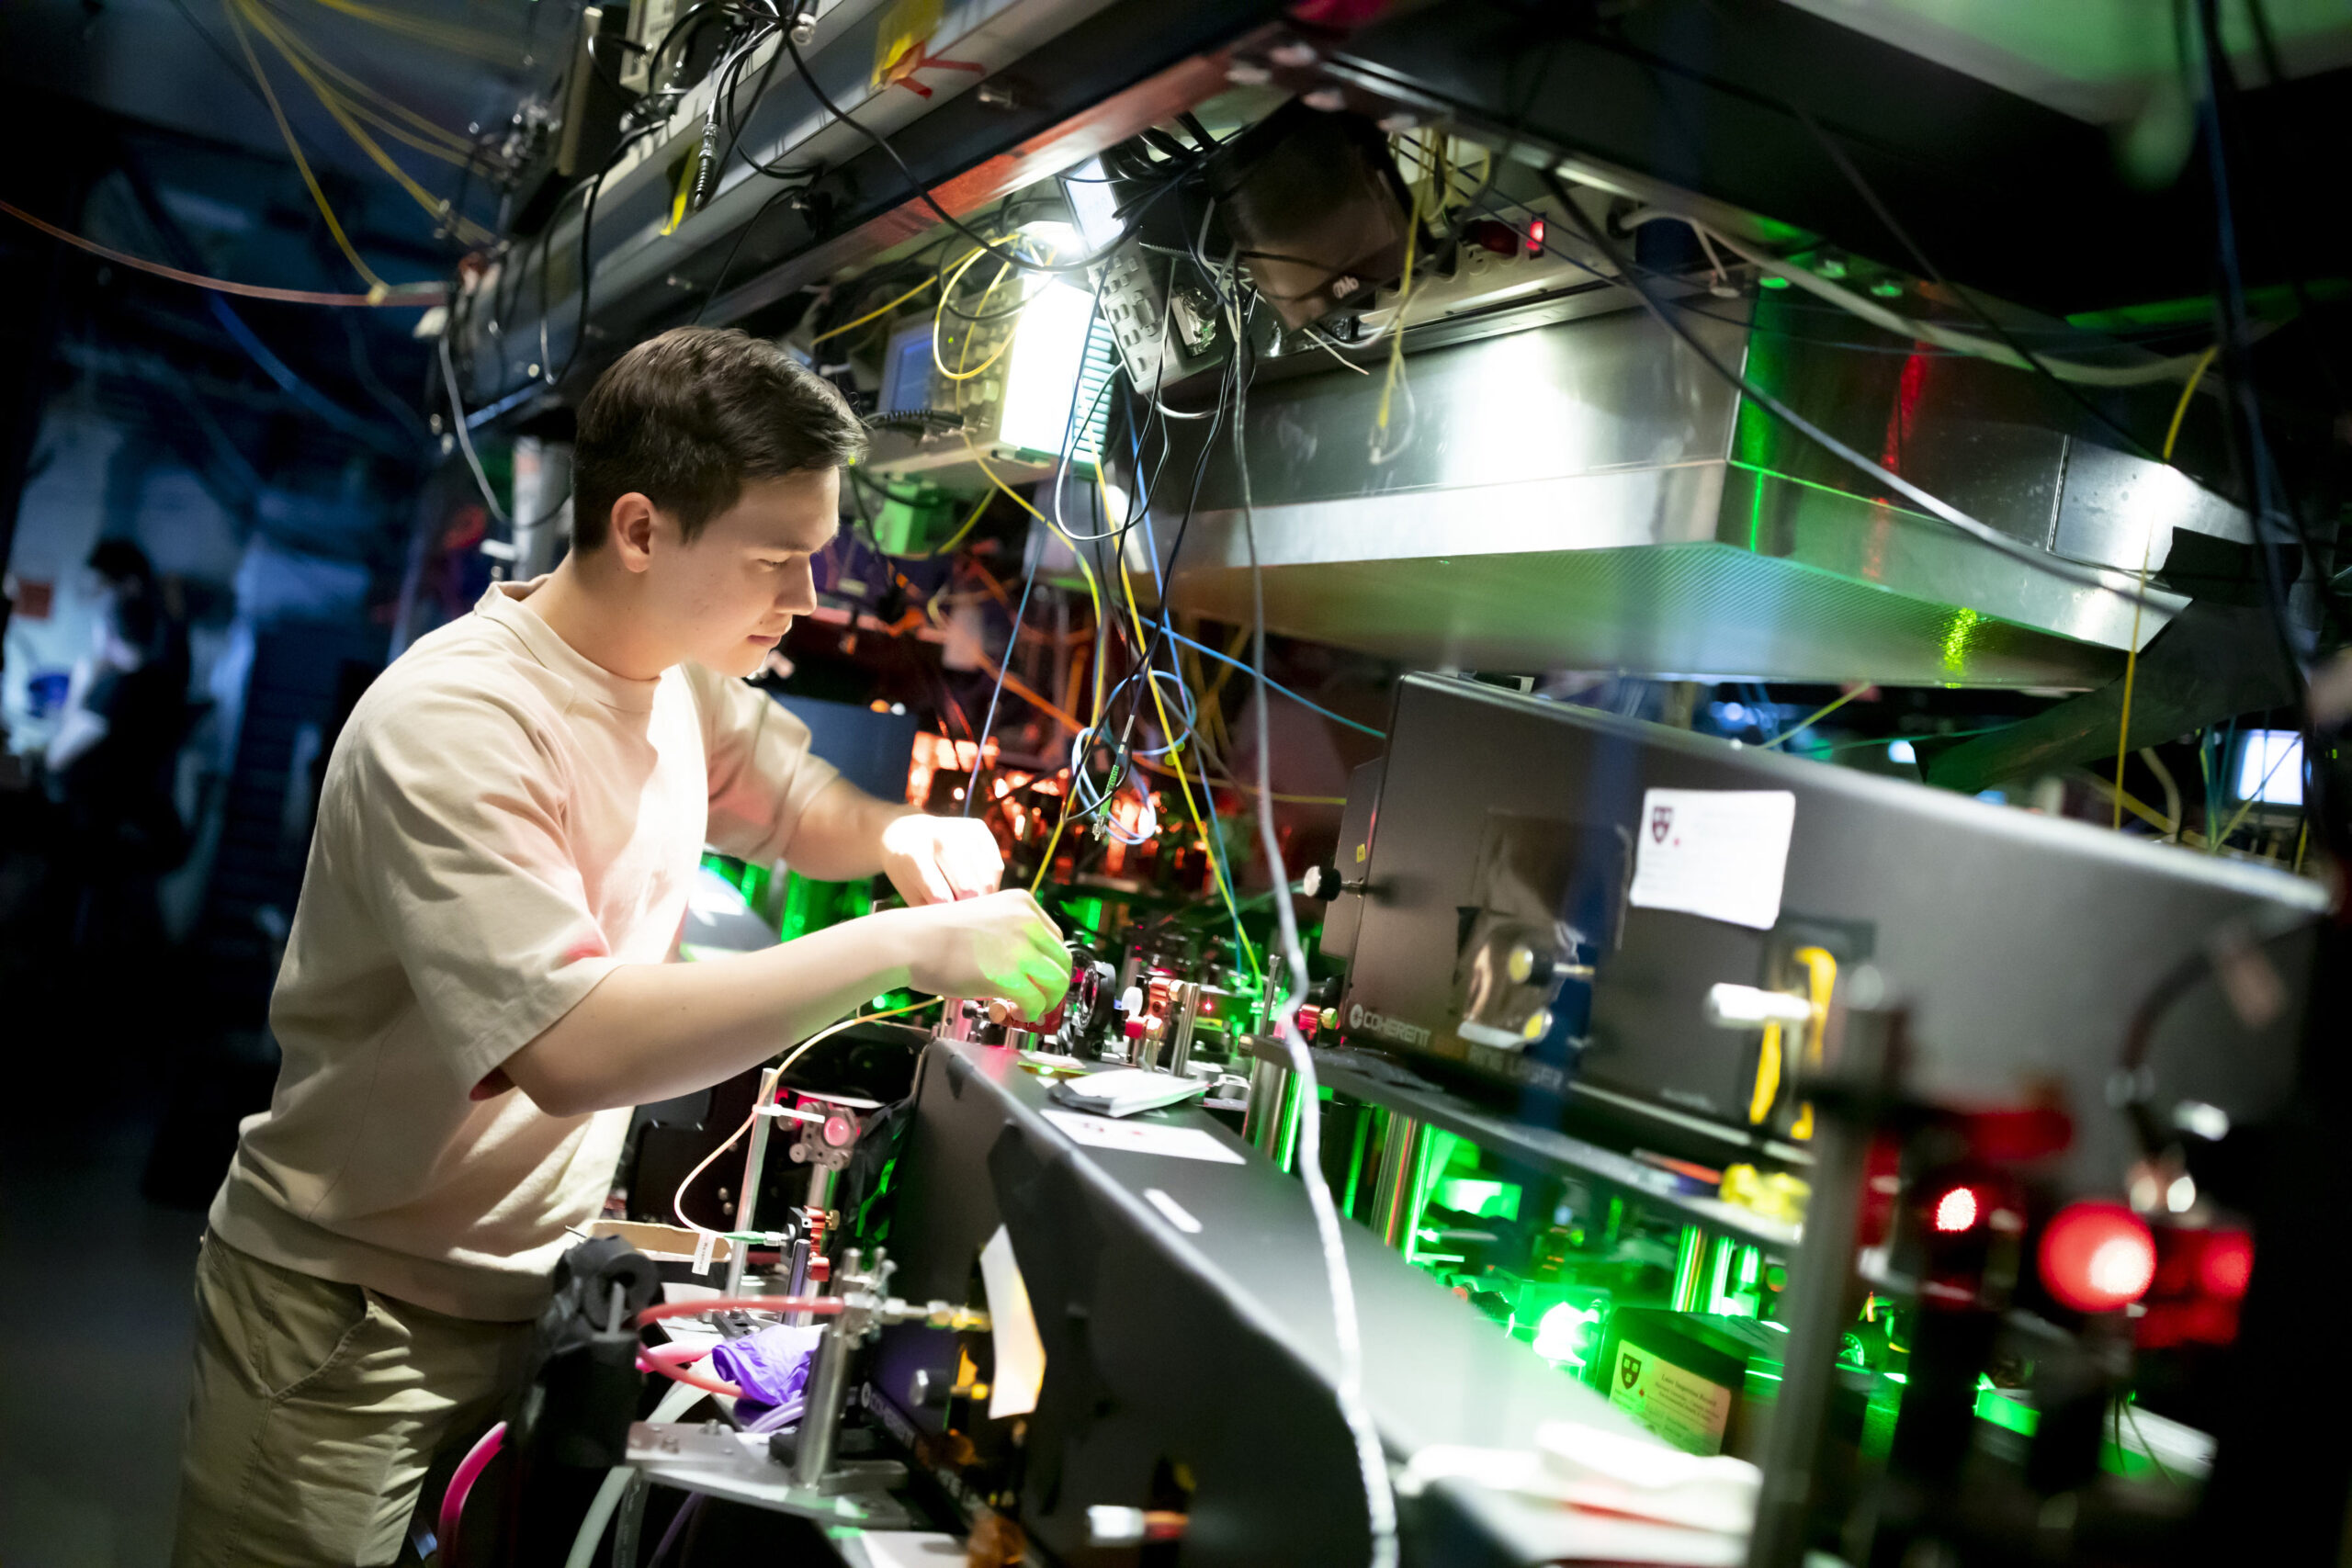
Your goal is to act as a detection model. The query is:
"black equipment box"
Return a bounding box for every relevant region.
[871,1041,1708,1568]
[1328,674,2322,1190]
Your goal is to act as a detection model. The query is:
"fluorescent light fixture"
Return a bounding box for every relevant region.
[998,271,1093,457]
[2233,728,2303,805]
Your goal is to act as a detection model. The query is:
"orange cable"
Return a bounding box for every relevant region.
[0,198,441,306]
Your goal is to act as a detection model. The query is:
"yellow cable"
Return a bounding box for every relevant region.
[222,0,389,293]
[240,0,492,244]
[661,150,695,236]
[2163,345,2222,464]
[2111,344,2218,829]
[281,0,518,62]
[944,252,1103,649]
[1784,947,1836,1142]
[1092,455,1258,976]
[2083,773,2178,834]
[1119,553,1260,981]
[1747,1027,1782,1125]
[1759,685,1863,748]
[957,429,1105,640]
[903,491,989,558]
[811,274,939,344]
[1128,751,1344,805]
[2208,735,2303,854]
[933,245,1022,381]
[1030,787,1076,894]
[260,6,474,152]
[245,0,490,239]
[330,95,478,169]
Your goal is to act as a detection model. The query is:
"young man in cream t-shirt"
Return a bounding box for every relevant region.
[170,327,1070,1566]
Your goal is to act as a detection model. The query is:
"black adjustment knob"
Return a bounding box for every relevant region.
[1300,863,1343,902]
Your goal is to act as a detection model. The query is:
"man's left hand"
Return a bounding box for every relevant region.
[878,813,1005,906]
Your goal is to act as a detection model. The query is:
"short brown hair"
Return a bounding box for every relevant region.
[571,326,866,554]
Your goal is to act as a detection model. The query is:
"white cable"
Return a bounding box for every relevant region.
[439,331,510,525]
[1301,324,1372,376]
[564,1378,705,1568]
[1621,208,2210,388]
[1227,289,1399,1568]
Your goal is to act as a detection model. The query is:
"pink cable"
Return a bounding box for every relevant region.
[638,1346,745,1400]
[437,1419,505,1568]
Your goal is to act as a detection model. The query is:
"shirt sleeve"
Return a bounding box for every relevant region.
[683,663,843,866]
[337,686,621,1089]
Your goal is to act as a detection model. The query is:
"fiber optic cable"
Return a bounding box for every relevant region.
[280,0,520,62]
[0,200,436,305]
[258,11,476,161]
[239,0,494,241]
[812,274,939,344]
[1225,283,1398,1568]
[236,0,494,246]
[223,0,390,293]
[2111,344,2221,828]
[1119,553,1258,979]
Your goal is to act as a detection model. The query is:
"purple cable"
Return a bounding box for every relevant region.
[649,1493,702,1567]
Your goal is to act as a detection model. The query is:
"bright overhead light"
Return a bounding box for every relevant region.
[997,269,1094,458]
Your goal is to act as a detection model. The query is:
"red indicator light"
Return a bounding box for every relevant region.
[1932,1185,1979,1234]
[2039,1201,2156,1314]
[2199,1230,2255,1300]
[1527,216,1547,254]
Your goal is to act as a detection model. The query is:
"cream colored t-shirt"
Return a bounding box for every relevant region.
[209,580,840,1320]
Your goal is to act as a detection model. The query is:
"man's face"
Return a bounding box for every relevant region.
[625,469,839,677]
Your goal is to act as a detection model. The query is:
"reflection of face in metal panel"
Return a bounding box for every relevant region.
[1451,812,1631,1051]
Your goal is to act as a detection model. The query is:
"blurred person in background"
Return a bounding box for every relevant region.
[43,537,193,952]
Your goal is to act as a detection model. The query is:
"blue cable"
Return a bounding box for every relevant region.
[1161,628,1385,738]
[1190,727,1254,970]
[209,296,405,457]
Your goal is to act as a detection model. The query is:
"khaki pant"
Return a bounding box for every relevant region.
[171,1232,534,1568]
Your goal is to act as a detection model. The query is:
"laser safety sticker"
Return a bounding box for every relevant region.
[1627,788,1796,931]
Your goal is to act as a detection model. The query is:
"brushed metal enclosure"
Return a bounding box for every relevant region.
[1129,295,2245,688]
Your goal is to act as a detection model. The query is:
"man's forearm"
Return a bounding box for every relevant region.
[503,908,917,1117]
[780,777,911,882]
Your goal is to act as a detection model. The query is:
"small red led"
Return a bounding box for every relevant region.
[2199,1230,2255,1300]
[1526,216,1547,254]
[2039,1201,2157,1314]
[1932,1185,1979,1234]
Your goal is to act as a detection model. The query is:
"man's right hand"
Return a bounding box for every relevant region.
[891,889,1069,1020]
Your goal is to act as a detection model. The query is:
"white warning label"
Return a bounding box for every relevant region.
[1608,1339,1735,1456]
[1627,788,1796,931]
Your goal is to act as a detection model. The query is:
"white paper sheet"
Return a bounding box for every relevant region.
[1626,788,1797,931]
[1041,1109,1245,1164]
[978,1225,1046,1419]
